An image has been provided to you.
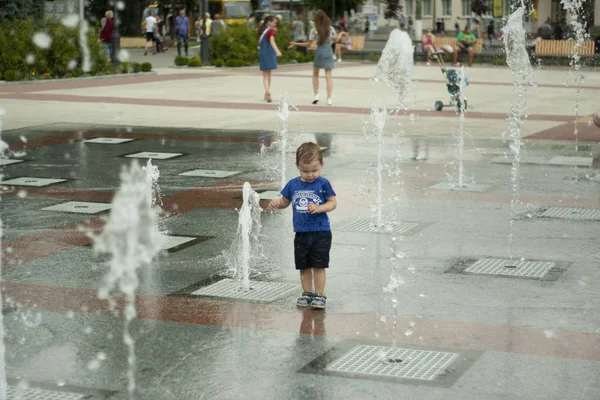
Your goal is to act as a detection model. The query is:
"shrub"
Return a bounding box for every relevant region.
[188,57,201,67]
[174,56,189,66]
[209,23,259,65]
[132,62,141,73]
[4,70,18,81]
[366,53,381,62]
[224,59,245,67]
[492,56,506,66]
[0,18,113,81]
[213,58,224,67]
[141,62,152,72]
[120,62,131,73]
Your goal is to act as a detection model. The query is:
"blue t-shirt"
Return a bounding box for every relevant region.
[176,16,189,36]
[281,176,336,233]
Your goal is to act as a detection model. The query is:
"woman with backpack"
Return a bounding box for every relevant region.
[258,16,282,103]
[289,10,337,105]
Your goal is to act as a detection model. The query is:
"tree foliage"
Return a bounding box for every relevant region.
[471,0,489,17]
[384,0,401,20]
[0,0,44,21]
[301,0,365,19]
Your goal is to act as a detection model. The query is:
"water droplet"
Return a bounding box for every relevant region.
[117,1,126,10]
[380,316,387,323]
[118,49,130,62]
[404,329,414,336]
[67,59,77,71]
[419,293,425,297]
[67,311,75,318]
[87,359,101,370]
[394,251,405,259]
[61,14,80,28]
[84,326,92,334]
[409,113,415,122]
[543,329,556,338]
[97,351,107,360]
[17,190,28,198]
[409,321,415,327]
[56,380,66,387]
[107,333,114,339]
[25,54,35,65]
[33,32,52,49]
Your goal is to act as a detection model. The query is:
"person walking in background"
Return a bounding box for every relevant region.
[211,14,227,35]
[154,15,165,53]
[289,10,337,106]
[487,20,495,48]
[455,18,460,37]
[472,19,481,39]
[195,15,202,41]
[364,17,370,39]
[100,10,114,59]
[202,12,213,37]
[258,16,282,103]
[144,11,157,55]
[175,9,190,56]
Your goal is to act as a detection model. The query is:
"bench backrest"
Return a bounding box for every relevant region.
[308,35,366,51]
[435,36,483,53]
[535,40,596,56]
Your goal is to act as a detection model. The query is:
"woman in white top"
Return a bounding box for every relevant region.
[289,10,337,105]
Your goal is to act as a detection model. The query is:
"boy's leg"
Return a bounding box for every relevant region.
[184,36,189,56]
[313,268,326,294]
[299,269,313,292]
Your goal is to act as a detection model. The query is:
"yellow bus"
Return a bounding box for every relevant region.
[208,0,252,25]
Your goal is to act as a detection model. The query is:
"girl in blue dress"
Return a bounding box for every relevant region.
[258,16,282,103]
[288,10,337,106]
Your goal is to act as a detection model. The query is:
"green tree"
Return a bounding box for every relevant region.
[384,0,401,20]
[470,0,488,17]
[301,0,365,19]
[0,0,44,21]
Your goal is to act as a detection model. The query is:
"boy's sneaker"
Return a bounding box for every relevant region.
[296,292,314,307]
[311,294,327,309]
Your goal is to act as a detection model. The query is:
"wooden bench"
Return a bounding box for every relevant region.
[120,37,147,48]
[434,37,483,54]
[308,35,366,53]
[535,40,595,56]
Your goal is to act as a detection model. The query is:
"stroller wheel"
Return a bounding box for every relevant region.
[456,99,468,112]
[434,101,444,111]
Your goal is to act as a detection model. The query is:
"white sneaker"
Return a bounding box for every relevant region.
[332,55,336,60]
[338,58,342,63]
[312,95,319,105]
[327,98,332,106]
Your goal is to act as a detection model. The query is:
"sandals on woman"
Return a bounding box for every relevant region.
[264,92,272,103]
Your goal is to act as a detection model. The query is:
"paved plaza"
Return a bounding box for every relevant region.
[0,62,599,399]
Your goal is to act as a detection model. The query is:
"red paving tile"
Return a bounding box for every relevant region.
[1,92,576,122]
[525,120,600,141]
[3,280,599,362]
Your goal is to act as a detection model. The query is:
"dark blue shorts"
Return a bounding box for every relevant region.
[294,231,332,270]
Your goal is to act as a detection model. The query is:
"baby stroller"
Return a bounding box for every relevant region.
[431,52,469,112]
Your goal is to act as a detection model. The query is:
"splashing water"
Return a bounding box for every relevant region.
[141,159,166,233]
[79,19,91,73]
[277,93,290,189]
[456,67,467,188]
[382,237,405,347]
[502,6,536,259]
[236,183,262,291]
[375,29,414,111]
[561,0,587,180]
[0,107,8,400]
[93,161,164,400]
[363,106,388,228]
[32,32,52,49]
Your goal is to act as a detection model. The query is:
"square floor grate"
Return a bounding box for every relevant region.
[429,182,491,192]
[42,201,112,214]
[259,191,282,200]
[0,159,24,166]
[161,235,199,251]
[340,219,420,235]
[548,156,593,167]
[84,137,134,144]
[179,169,241,178]
[540,207,600,221]
[7,386,86,399]
[0,177,67,187]
[191,278,298,302]
[326,345,458,381]
[465,258,555,278]
[124,152,183,160]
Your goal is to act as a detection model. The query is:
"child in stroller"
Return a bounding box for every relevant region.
[431,51,469,112]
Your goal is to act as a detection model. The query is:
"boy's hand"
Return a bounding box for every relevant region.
[307,203,320,214]
[269,199,280,210]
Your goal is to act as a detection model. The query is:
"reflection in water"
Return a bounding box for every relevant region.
[411,138,429,161]
[299,309,326,337]
[314,134,333,150]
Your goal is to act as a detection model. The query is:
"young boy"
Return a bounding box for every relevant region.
[269,142,337,309]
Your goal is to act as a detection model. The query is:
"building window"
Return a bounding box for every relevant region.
[406,0,414,16]
[423,0,432,16]
[442,0,452,16]
[462,0,471,16]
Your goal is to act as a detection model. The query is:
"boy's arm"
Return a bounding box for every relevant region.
[310,196,336,214]
[269,196,291,210]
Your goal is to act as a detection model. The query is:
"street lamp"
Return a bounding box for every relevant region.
[112,3,121,65]
[199,0,210,65]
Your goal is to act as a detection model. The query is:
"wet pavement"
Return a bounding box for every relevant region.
[0,63,599,399]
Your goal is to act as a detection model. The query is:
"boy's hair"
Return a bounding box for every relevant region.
[296,142,323,165]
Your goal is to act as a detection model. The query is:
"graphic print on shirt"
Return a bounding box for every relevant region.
[292,190,323,212]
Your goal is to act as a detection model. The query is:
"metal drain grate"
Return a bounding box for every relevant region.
[429,182,491,192]
[540,207,600,221]
[179,169,241,178]
[124,152,183,160]
[465,258,555,278]
[0,177,67,187]
[191,278,298,302]
[7,386,85,399]
[326,345,458,381]
[84,137,134,144]
[42,201,112,214]
[0,159,24,166]
[340,219,420,235]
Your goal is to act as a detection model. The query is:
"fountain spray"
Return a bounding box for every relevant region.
[93,161,164,400]
[235,183,262,291]
[456,67,467,188]
[0,107,8,400]
[502,5,536,258]
[277,93,291,190]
